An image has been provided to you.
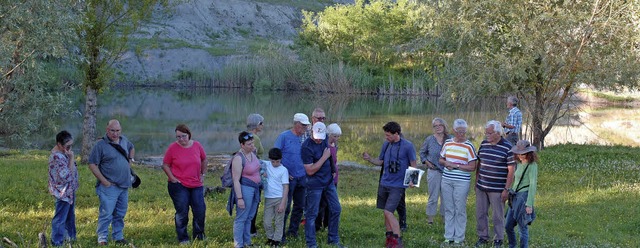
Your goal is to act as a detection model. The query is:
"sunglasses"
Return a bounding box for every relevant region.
[314,116,326,121]
[243,133,254,141]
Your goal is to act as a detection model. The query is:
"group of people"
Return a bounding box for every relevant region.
[360,96,538,248]
[46,97,538,248]
[228,108,345,248]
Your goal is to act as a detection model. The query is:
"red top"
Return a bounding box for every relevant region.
[163,141,207,188]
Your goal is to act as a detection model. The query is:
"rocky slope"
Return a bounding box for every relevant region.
[115,0,351,82]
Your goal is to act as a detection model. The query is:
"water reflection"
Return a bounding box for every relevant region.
[55,88,506,160]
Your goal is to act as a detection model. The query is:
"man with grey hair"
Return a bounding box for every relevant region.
[474,120,515,247]
[502,96,522,145]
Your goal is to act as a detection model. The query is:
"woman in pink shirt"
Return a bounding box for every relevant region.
[162,124,208,245]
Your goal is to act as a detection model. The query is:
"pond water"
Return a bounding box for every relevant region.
[47,87,631,162]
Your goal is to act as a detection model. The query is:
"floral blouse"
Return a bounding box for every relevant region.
[48,151,79,204]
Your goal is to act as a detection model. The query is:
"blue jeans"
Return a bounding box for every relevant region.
[51,198,76,246]
[304,184,341,247]
[283,176,306,240]
[233,185,260,247]
[96,184,128,243]
[505,191,534,248]
[168,182,206,242]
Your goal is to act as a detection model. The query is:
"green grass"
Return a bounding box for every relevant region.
[1,144,639,247]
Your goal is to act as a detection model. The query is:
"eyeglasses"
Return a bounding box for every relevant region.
[109,129,121,133]
[433,124,444,128]
[313,116,326,121]
[485,132,496,136]
[259,122,263,125]
[242,133,254,141]
[455,130,467,134]
[176,134,189,140]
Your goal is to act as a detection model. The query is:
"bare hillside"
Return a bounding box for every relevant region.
[115,0,351,82]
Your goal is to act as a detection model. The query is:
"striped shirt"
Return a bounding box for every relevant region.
[476,138,515,192]
[440,139,477,181]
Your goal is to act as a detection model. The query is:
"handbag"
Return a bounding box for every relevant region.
[507,163,529,208]
[108,143,141,188]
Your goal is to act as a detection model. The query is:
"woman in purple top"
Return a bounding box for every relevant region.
[48,130,79,247]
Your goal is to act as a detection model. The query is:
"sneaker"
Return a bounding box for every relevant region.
[98,241,108,246]
[441,240,453,247]
[493,240,503,247]
[271,241,281,247]
[179,240,191,246]
[250,232,258,237]
[475,239,489,247]
[452,241,464,247]
[114,239,129,245]
[386,236,398,248]
[329,242,346,248]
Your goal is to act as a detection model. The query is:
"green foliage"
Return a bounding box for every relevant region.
[298,0,429,70]
[1,145,640,247]
[0,1,80,146]
[429,0,640,146]
[78,0,170,92]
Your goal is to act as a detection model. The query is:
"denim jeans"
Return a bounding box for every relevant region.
[51,198,76,246]
[233,185,260,247]
[96,184,128,243]
[441,178,470,242]
[282,176,306,241]
[505,191,533,248]
[168,182,206,242]
[304,184,341,247]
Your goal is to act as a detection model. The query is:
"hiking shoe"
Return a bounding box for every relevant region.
[386,235,398,248]
[179,240,191,246]
[98,241,108,246]
[442,239,454,246]
[493,240,503,247]
[452,241,464,247]
[475,239,489,247]
[114,239,129,245]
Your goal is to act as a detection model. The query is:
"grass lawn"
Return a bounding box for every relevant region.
[1,144,639,247]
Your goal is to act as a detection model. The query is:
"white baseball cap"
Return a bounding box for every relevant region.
[312,122,326,140]
[293,113,311,125]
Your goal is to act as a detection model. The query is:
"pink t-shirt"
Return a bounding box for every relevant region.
[163,141,207,188]
[240,152,261,184]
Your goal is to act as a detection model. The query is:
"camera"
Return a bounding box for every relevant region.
[388,161,400,173]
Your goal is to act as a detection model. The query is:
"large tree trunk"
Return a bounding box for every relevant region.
[81,87,98,163]
[531,85,546,149]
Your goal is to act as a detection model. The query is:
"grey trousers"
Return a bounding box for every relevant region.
[475,188,506,241]
[263,198,285,241]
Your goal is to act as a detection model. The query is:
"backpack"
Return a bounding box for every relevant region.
[220,152,246,188]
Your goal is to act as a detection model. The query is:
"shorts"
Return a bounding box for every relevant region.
[376,185,405,212]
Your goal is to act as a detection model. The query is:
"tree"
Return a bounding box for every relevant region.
[298,0,434,77]
[78,0,168,162]
[432,0,640,148]
[0,1,79,146]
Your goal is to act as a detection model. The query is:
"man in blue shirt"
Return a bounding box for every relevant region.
[302,122,343,248]
[502,96,522,145]
[363,121,417,248]
[274,113,310,241]
[88,119,135,246]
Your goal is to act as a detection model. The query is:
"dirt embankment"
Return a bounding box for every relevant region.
[116,0,351,82]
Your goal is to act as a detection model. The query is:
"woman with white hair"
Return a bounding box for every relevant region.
[246,113,265,158]
[315,123,342,231]
[439,119,478,246]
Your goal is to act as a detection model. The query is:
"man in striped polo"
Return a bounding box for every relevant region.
[474,120,515,248]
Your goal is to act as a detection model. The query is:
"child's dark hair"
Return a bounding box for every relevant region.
[268,148,282,160]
